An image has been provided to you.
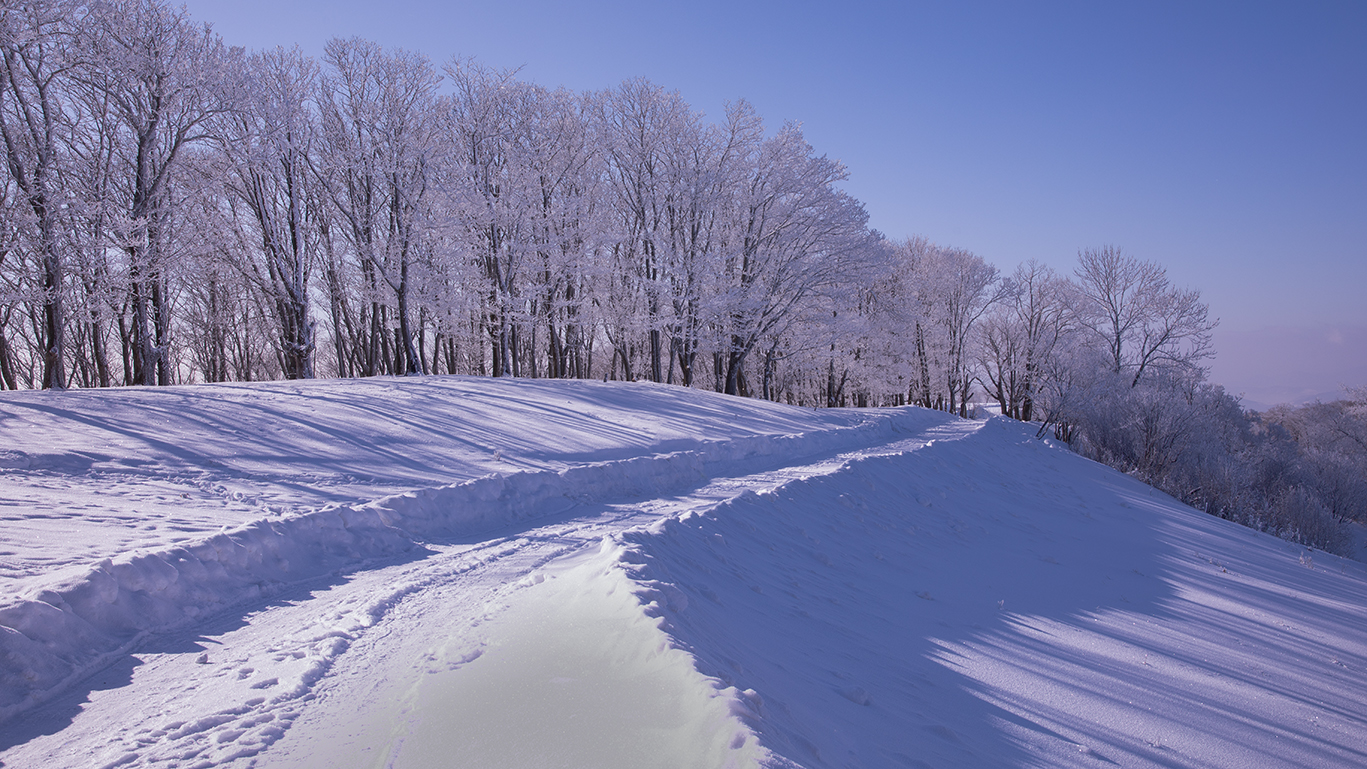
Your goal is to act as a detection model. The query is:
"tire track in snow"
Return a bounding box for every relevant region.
[259,415,983,768]
[0,406,947,727]
[1,411,980,768]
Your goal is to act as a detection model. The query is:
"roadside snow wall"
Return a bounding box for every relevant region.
[0,408,941,725]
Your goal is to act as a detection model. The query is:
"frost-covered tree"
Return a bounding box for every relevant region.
[928,247,1009,416]
[441,59,528,377]
[657,101,756,388]
[979,260,1074,421]
[1264,392,1367,524]
[440,61,603,379]
[217,47,321,380]
[0,172,31,388]
[74,0,240,385]
[62,62,125,388]
[0,7,1262,417]
[317,37,440,377]
[716,121,875,397]
[1074,245,1215,388]
[597,79,699,383]
[0,0,73,388]
[877,241,1006,415]
[518,85,602,380]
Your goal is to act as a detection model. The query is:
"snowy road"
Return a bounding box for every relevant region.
[0,378,881,592]
[5,379,1367,769]
[0,404,977,769]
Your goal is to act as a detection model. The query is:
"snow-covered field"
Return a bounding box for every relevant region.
[2,376,1365,768]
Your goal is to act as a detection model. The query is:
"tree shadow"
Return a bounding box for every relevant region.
[623,418,1367,767]
[0,543,435,757]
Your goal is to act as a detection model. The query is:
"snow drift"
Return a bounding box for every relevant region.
[0,377,920,725]
[615,416,1367,766]
[2,377,1366,768]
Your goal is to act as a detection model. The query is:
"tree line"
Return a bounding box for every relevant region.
[3,0,1361,551]
[0,2,1214,408]
[1,0,881,398]
[0,1,1213,408]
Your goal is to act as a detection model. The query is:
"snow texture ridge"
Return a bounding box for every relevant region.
[3,380,1367,768]
[0,377,873,587]
[0,389,926,726]
[609,415,1367,767]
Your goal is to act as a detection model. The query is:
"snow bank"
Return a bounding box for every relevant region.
[10,382,1363,767]
[0,387,933,725]
[613,416,1367,767]
[0,376,873,586]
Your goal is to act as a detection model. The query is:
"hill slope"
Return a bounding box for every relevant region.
[1,377,1365,768]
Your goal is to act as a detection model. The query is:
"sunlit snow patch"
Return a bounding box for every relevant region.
[321,540,766,769]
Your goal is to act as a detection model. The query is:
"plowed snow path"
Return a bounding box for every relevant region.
[0,415,979,769]
[0,377,878,588]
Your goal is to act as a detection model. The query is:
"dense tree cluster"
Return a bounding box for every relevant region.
[0,0,1216,415]
[2,0,1360,550]
[967,246,1363,553]
[0,1,885,400]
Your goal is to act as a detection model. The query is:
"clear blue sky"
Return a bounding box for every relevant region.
[183,0,1367,407]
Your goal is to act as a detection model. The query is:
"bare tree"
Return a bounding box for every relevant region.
[318,38,440,377]
[218,47,320,379]
[1074,245,1216,388]
[0,0,73,388]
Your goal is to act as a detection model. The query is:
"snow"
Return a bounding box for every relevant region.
[350,542,762,769]
[2,376,1366,768]
[0,377,873,589]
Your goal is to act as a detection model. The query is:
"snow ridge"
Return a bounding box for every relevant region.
[610,416,1367,767]
[0,407,928,726]
[596,417,986,768]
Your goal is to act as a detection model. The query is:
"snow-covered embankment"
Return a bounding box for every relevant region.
[606,416,1367,767]
[0,381,932,726]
